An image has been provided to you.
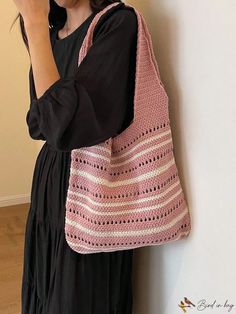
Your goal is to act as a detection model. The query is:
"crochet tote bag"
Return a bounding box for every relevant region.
[64,2,192,254]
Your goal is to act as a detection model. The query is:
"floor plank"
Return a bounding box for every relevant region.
[0,203,29,314]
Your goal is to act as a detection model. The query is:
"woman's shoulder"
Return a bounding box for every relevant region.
[93,2,137,41]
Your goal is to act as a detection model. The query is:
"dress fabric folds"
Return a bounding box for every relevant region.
[21,3,137,314]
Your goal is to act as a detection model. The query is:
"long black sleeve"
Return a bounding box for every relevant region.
[26,7,137,152]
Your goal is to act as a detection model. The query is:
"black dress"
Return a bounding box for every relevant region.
[21,3,137,314]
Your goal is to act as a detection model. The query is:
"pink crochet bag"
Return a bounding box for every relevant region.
[64,2,192,254]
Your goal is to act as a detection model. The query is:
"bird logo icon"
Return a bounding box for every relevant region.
[178,297,196,313]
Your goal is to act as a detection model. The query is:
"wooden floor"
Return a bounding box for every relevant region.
[0,203,29,314]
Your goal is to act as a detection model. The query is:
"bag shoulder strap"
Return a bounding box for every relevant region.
[78,2,167,123]
[78,2,122,66]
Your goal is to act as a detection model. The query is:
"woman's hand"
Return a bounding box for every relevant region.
[12,0,50,25]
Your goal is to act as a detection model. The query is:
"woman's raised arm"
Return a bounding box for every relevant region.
[26,8,137,152]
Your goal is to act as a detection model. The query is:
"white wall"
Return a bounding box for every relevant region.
[129,1,236,313]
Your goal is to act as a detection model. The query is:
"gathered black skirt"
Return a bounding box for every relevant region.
[21,142,134,314]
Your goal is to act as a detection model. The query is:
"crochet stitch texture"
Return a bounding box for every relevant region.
[64,2,192,254]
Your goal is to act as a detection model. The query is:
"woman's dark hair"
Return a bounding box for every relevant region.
[11,0,121,52]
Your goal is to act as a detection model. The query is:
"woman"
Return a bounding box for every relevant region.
[11,0,137,313]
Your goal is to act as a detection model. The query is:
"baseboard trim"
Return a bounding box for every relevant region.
[0,194,30,208]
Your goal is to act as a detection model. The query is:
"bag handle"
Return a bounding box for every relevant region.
[78,2,122,66]
[136,9,162,82]
[78,2,165,123]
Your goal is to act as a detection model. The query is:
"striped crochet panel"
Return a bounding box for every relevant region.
[64,2,192,254]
